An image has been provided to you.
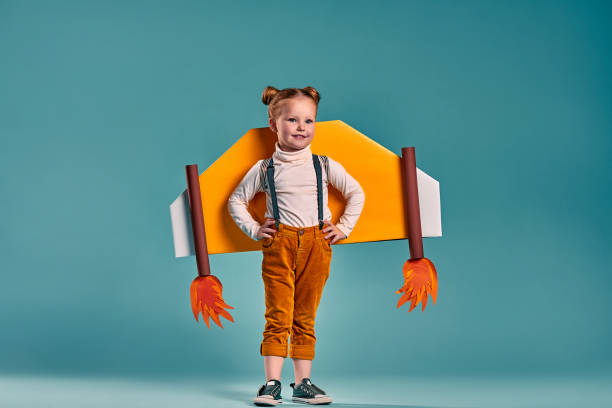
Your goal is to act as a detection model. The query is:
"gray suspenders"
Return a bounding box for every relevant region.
[266,158,281,229]
[312,155,324,229]
[266,154,324,230]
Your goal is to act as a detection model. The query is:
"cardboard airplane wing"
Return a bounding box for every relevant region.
[170,120,442,327]
[171,120,441,256]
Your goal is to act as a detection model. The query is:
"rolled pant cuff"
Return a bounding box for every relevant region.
[261,342,288,358]
[289,344,315,360]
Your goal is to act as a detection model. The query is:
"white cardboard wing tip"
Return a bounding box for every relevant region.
[417,168,442,238]
[169,190,195,258]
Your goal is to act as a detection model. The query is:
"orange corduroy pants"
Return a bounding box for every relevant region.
[260,223,332,360]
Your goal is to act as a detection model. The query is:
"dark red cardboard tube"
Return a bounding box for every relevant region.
[185,164,211,277]
[401,147,424,260]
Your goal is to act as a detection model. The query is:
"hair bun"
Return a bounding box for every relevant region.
[262,86,321,120]
[301,86,321,104]
[261,86,279,105]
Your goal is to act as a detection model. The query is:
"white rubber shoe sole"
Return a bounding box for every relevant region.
[292,395,332,405]
[253,395,283,406]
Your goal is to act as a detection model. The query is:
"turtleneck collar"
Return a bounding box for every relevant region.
[272,142,312,163]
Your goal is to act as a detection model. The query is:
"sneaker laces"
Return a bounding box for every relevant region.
[297,378,326,396]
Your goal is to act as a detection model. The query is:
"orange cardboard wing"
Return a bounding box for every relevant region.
[170,120,441,256]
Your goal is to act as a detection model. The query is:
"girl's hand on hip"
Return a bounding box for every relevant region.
[257,218,277,240]
[322,220,347,245]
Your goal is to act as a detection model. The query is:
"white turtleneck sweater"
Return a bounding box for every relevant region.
[228,143,365,241]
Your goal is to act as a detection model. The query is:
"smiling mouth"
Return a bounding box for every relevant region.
[292,134,307,139]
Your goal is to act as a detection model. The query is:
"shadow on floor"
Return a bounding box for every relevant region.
[208,386,258,405]
[209,386,449,408]
[326,404,450,408]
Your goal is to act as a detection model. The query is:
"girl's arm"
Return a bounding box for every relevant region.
[228,160,265,240]
[326,157,365,238]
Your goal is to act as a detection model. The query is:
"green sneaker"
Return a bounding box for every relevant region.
[290,378,332,405]
[253,379,283,406]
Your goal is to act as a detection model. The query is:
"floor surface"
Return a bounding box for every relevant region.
[1,374,611,408]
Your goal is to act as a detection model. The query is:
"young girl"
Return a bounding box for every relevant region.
[228,86,365,406]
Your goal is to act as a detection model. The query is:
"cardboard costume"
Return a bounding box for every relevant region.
[170,120,442,328]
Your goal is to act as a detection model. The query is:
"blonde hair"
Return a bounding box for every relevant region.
[261,86,321,120]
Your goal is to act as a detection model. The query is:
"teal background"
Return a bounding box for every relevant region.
[1,0,611,384]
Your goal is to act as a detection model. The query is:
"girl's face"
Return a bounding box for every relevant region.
[269,96,317,152]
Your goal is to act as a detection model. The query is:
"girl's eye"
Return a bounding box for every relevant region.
[287,118,313,124]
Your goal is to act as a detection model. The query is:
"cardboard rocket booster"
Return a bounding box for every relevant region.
[170,120,442,327]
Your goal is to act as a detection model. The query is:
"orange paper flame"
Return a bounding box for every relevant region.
[396,258,438,312]
[190,275,235,328]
